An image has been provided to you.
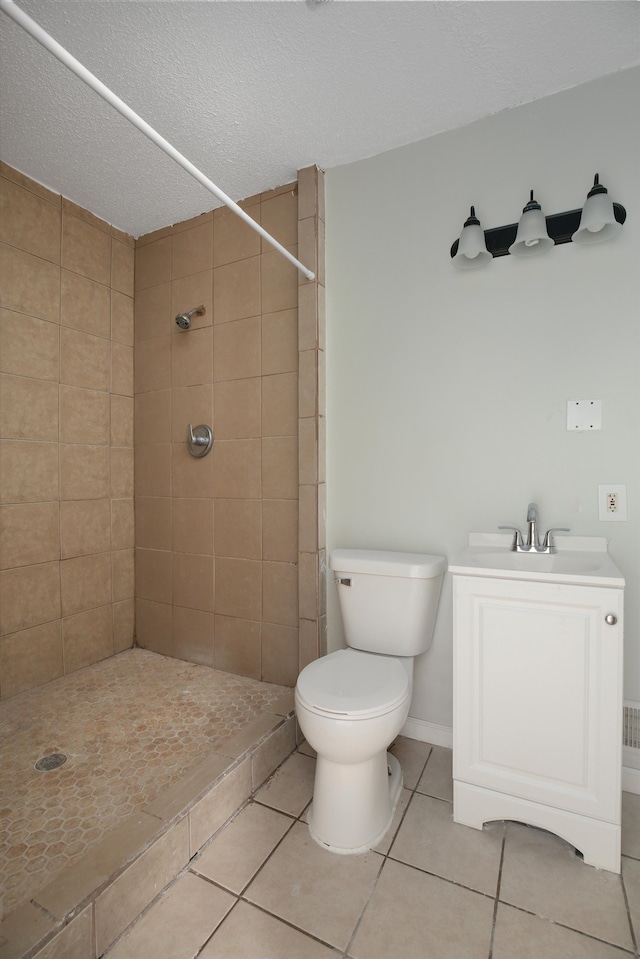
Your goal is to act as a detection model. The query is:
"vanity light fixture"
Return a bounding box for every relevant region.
[572,174,623,244]
[508,190,554,257]
[452,207,492,270]
[450,174,626,266]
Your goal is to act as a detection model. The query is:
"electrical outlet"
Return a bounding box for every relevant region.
[598,484,628,521]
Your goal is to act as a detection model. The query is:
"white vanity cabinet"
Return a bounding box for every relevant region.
[450,541,624,873]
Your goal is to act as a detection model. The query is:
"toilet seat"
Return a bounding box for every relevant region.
[296,648,410,720]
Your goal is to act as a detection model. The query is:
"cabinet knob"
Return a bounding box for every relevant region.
[605,613,617,626]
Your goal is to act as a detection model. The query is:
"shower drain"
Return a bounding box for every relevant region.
[35,753,67,771]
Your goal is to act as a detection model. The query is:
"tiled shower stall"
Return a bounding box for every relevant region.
[0,161,326,949]
[1,161,325,695]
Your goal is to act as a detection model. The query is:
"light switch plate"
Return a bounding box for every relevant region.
[567,399,602,431]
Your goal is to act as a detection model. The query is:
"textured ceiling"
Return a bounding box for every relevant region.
[1,1,639,237]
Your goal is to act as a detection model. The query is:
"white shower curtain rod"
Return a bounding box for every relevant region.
[0,0,316,281]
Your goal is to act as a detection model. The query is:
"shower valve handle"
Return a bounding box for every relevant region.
[188,424,213,458]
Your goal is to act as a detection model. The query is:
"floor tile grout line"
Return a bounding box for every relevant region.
[487,832,506,959]
[236,894,344,955]
[495,899,638,956]
[619,866,640,959]
[340,744,434,959]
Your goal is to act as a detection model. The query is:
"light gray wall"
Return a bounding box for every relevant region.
[325,67,640,727]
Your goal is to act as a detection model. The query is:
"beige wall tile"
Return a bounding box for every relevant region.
[60,552,111,616]
[214,316,261,382]
[251,718,296,791]
[172,605,215,667]
[111,238,134,296]
[263,499,298,563]
[262,308,298,375]
[0,502,59,569]
[0,374,58,441]
[172,221,213,280]
[135,547,172,603]
[62,197,110,234]
[213,257,260,324]
[189,760,252,855]
[95,816,189,956]
[0,561,60,635]
[113,598,134,652]
[0,440,59,504]
[60,326,110,391]
[171,271,212,333]
[262,436,298,499]
[0,176,61,264]
[0,160,61,203]
[172,326,213,388]
[60,444,110,500]
[111,498,134,551]
[172,210,213,235]
[135,496,172,551]
[215,557,261,620]
[0,621,63,699]
[214,377,260,440]
[171,442,215,499]
[263,561,298,627]
[298,551,319,621]
[298,282,318,353]
[213,614,261,679]
[0,243,60,322]
[136,598,173,656]
[172,498,213,555]
[112,548,134,602]
[111,447,134,499]
[135,389,171,446]
[111,290,134,346]
[261,189,298,250]
[298,418,317,486]
[297,166,318,222]
[214,499,261,560]
[111,394,134,448]
[213,203,261,267]
[60,269,111,338]
[262,372,298,437]
[0,309,59,381]
[214,439,261,499]
[261,622,299,686]
[298,349,317,420]
[135,444,171,497]
[261,248,298,315]
[173,552,214,611]
[135,282,172,341]
[59,385,110,446]
[135,235,171,292]
[62,214,111,286]
[35,905,93,959]
[63,604,113,673]
[298,485,318,554]
[135,336,171,393]
[171,384,214,443]
[60,499,111,559]
[111,342,134,397]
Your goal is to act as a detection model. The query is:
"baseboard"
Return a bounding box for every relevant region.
[400,716,453,749]
[400,717,640,796]
[622,764,640,795]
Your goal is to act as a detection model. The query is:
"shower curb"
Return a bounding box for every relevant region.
[0,699,296,959]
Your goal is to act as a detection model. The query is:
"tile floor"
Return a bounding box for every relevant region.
[0,649,290,918]
[104,738,640,959]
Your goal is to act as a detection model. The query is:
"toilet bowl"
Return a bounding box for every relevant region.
[295,549,446,854]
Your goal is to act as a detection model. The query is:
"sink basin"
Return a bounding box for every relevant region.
[449,539,624,587]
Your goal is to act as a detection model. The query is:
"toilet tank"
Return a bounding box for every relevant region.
[330,549,446,657]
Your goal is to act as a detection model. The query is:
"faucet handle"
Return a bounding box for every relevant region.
[542,527,570,549]
[498,526,524,551]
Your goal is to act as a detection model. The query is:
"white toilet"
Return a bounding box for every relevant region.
[295,548,446,854]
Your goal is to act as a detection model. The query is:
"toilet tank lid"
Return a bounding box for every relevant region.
[330,549,446,579]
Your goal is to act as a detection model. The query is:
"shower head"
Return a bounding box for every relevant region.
[175,305,205,330]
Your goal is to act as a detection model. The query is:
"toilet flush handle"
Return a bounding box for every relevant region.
[333,577,351,587]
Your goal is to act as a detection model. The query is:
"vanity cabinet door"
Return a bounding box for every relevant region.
[453,576,623,823]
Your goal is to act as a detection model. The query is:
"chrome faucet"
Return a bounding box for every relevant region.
[499,502,569,553]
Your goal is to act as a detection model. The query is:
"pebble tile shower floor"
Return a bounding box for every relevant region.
[0,648,290,918]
